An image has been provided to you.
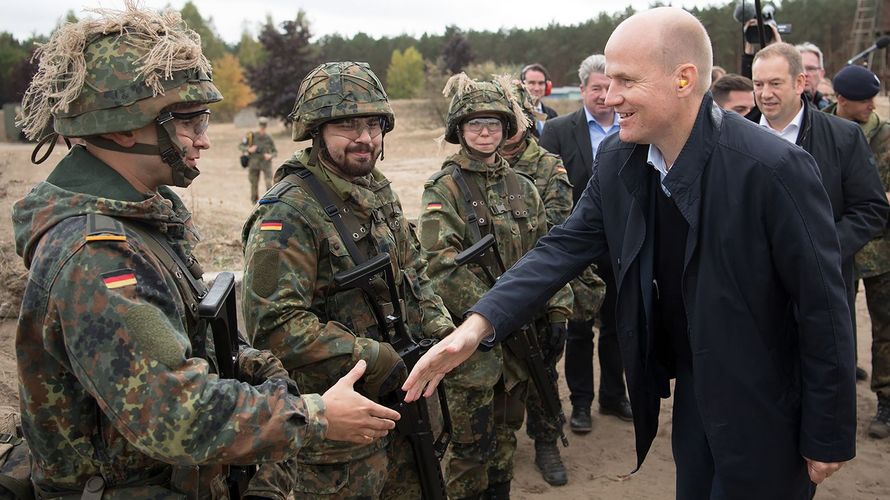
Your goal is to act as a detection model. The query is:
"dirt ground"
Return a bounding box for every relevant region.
[1,98,889,499]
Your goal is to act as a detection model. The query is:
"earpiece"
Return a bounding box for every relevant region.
[679,79,689,88]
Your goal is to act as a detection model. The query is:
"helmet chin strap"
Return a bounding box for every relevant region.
[82,113,198,187]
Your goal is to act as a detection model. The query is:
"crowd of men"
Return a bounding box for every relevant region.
[4,2,889,499]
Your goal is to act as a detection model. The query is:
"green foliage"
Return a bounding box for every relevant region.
[236,30,266,69]
[247,11,318,122]
[180,1,228,61]
[0,33,36,104]
[386,47,425,99]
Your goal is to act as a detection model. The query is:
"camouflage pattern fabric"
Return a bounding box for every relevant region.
[11,146,326,497]
[418,150,572,497]
[240,132,277,203]
[240,149,453,494]
[827,106,890,399]
[289,62,395,142]
[53,34,221,138]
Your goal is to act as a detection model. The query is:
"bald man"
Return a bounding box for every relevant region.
[404,7,864,499]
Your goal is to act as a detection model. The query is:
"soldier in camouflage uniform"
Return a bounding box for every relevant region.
[241,61,455,499]
[826,65,890,439]
[499,83,605,486]
[240,116,278,203]
[418,75,573,499]
[10,7,399,499]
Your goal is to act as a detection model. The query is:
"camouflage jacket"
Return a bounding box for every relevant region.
[503,137,573,229]
[239,131,278,170]
[418,151,573,328]
[241,149,454,464]
[505,138,605,320]
[11,146,327,496]
[826,104,890,277]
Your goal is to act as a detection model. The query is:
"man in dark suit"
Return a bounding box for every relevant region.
[539,54,630,433]
[405,7,875,498]
[521,63,559,136]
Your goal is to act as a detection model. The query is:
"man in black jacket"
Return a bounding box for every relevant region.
[405,7,879,498]
[540,54,630,432]
[752,43,889,377]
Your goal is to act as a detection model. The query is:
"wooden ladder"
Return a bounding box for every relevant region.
[849,0,881,66]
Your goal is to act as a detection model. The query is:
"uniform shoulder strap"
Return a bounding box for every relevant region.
[289,167,368,264]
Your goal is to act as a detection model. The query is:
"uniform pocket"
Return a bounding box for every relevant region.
[292,461,349,495]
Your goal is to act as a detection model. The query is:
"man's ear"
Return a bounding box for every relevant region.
[100,131,137,148]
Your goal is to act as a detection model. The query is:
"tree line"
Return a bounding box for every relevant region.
[0,0,860,124]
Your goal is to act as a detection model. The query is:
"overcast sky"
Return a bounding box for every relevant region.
[3,0,727,43]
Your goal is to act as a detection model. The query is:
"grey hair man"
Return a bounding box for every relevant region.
[795,42,831,109]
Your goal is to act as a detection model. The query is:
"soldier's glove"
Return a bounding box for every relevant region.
[238,347,300,396]
[543,322,568,363]
[355,338,407,399]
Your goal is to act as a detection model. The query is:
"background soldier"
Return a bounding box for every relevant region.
[418,75,572,499]
[11,5,398,498]
[241,61,455,499]
[825,64,890,439]
[241,116,278,203]
[501,83,604,487]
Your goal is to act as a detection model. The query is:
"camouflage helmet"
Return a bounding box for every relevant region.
[443,74,525,144]
[18,4,221,140]
[290,61,395,142]
[509,82,546,132]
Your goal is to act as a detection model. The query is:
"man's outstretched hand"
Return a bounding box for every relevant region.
[322,359,401,443]
[402,313,493,402]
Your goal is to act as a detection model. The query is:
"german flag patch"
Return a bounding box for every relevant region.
[260,221,283,231]
[102,269,137,290]
[426,202,443,211]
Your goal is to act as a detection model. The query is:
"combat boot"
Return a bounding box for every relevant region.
[483,481,511,499]
[868,395,890,439]
[534,440,568,486]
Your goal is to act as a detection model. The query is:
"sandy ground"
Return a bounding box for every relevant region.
[0,99,889,499]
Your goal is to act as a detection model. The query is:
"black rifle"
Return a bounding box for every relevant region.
[455,234,569,447]
[333,253,451,500]
[198,272,256,499]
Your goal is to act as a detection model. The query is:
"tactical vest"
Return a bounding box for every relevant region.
[446,162,530,272]
[260,166,406,336]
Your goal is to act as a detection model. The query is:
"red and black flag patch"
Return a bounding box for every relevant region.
[102,269,138,290]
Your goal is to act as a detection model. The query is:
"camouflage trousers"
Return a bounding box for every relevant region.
[248,164,274,203]
[525,322,565,443]
[247,437,420,499]
[443,346,528,498]
[864,271,890,398]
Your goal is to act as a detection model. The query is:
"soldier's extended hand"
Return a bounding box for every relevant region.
[322,360,400,443]
[402,313,492,402]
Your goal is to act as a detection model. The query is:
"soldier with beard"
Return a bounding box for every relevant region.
[240,62,455,499]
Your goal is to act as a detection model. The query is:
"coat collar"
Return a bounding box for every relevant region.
[618,93,722,229]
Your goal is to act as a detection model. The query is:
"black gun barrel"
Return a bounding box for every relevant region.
[198,271,255,498]
[333,254,450,500]
[454,237,570,447]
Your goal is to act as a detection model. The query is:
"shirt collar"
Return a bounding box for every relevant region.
[647,145,673,196]
[584,106,619,130]
[759,101,805,140]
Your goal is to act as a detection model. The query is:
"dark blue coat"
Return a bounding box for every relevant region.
[471,94,866,495]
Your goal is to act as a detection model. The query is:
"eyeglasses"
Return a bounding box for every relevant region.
[804,66,823,73]
[162,109,211,139]
[463,118,503,135]
[327,117,385,140]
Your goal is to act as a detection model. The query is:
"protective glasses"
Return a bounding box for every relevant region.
[160,109,211,139]
[327,117,385,140]
[463,118,503,135]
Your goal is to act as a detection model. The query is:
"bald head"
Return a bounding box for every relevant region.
[608,7,713,94]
